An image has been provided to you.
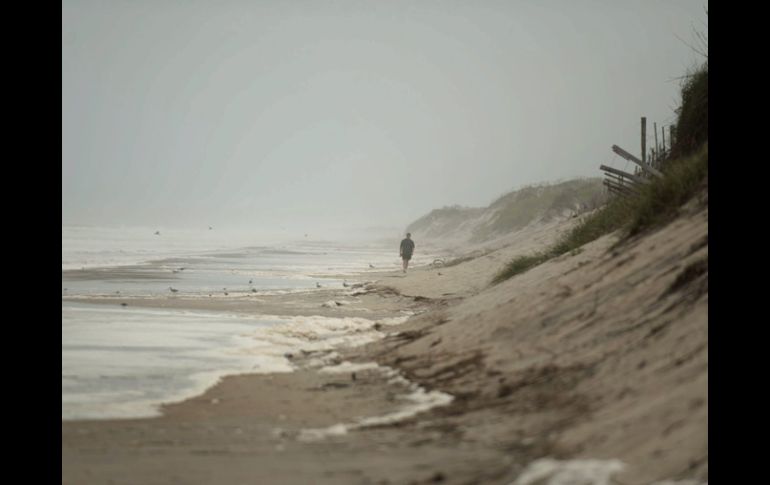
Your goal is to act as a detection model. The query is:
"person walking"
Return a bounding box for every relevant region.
[399,233,415,273]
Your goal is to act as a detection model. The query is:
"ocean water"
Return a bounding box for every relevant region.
[63,225,407,293]
[62,225,424,420]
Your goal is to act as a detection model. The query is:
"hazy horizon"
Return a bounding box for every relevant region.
[63,0,707,239]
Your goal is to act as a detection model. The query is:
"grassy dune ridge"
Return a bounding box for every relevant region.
[407,178,606,243]
[493,61,708,284]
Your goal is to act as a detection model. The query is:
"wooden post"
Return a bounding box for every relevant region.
[662,127,667,153]
[641,117,647,164]
[654,122,659,156]
[600,164,650,185]
[669,125,675,148]
[604,174,642,193]
[605,186,622,197]
[603,180,624,197]
[603,179,636,197]
[611,145,664,178]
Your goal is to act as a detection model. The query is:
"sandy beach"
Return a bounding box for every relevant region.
[62,203,707,485]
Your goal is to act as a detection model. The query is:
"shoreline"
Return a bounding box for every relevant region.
[63,275,476,485]
[62,274,442,424]
[63,210,708,484]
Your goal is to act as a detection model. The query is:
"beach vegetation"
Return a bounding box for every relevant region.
[492,61,708,285]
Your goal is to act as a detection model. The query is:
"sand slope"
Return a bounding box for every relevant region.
[372,200,708,484]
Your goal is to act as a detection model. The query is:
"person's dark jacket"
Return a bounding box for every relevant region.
[400,238,415,258]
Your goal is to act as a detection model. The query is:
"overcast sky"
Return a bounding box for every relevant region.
[62,0,707,238]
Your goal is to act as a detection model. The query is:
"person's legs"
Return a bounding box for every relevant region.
[403,257,410,273]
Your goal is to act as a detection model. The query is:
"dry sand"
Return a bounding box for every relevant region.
[62,203,707,485]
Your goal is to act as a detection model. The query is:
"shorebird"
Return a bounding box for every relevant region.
[249,279,253,284]
[169,287,178,293]
[343,281,349,287]
[316,282,322,288]
[369,264,375,269]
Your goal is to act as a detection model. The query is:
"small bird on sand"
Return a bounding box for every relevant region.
[316,282,322,288]
[169,287,178,293]
[249,279,253,284]
[369,264,375,269]
[343,281,349,287]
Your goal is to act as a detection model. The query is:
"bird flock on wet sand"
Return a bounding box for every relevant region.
[110,259,376,307]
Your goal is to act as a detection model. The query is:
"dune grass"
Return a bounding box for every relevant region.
[492,59,708,285]
[484,55,711,286]
[670,63,708,160]
[491,253,552,284]
[627,143,708,236]
[492,143,708,284]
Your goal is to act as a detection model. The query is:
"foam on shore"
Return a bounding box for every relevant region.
[298,362,454,442]
[62,302,413,421]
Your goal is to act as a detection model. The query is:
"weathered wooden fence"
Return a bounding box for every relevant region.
[600,117,674,198]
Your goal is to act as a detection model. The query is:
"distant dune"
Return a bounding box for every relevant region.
[407,178,607,245]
